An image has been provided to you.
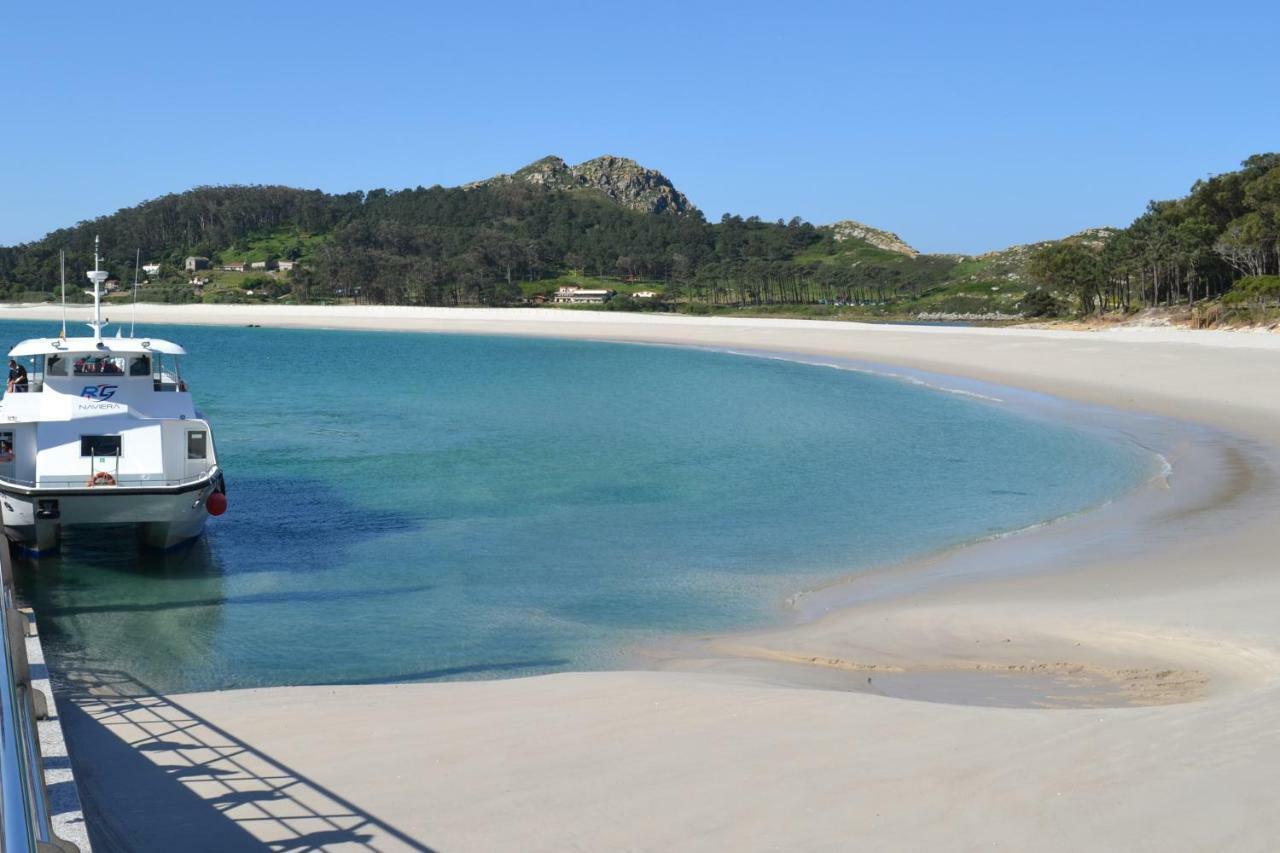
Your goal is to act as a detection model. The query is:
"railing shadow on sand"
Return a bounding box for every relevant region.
[56,666,437,853]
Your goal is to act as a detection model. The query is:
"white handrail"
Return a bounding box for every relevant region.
[0,540,69,851]
[0,469,216,490]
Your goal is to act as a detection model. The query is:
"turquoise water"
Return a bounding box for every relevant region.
[4,320,1155,693]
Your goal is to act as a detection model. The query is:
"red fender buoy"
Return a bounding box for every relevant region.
[206,491,228,516]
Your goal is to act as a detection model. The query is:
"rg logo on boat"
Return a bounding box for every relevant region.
[80,384,118,401]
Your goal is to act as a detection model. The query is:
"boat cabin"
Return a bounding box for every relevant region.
[0,337,212,491]
[7,337,188,397]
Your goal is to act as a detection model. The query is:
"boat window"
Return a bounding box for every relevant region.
[129,355,151,376]
[152,353,186,392]
[187,431,207,460]
[46,354,67,376]
[6,355,42,393]
[74,355,127,376]
[80,435,122,457]
[0,431,13,465]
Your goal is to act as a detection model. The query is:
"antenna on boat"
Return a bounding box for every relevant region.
[86,235,109,343]
[59,250,67,338]
[131,247,140,337]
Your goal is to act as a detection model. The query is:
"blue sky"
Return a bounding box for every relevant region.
[2,0,1277,253]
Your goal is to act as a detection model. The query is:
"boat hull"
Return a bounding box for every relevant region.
[0,474,222,553]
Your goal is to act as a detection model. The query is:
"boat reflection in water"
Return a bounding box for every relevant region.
[15,527,230,697]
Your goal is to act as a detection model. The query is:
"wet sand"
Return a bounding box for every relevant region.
[8,304,1280,851]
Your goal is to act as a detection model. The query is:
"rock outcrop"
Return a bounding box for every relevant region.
[827,220,919,258]
[965,227,1119,283]
[468,155,695,216]
[511,155,574,187]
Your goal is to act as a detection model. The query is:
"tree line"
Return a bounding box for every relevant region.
[1030,154,1280,314]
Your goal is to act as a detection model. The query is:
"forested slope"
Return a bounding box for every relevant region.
[2,153,1276,321]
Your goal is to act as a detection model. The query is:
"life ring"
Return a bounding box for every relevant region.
[87,471,116,487]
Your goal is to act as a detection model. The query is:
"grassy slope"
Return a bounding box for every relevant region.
[218,229,329,264]
[792,234,1035,316]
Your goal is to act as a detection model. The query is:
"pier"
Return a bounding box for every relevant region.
[0,541,87,852]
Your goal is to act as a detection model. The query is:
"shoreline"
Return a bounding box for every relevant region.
[636,341,1280,720]
[7,301,1280,423]
[636,348,1235,705]
[9,304,1280,850]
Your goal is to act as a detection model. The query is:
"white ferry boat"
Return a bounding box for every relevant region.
[0,239,226,553]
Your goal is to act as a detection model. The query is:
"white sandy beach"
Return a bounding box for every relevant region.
[9,304,1280,852]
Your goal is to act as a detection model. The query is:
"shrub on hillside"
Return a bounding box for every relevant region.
[240,275,275,291]
[1223,275,1280,306]
[1190,302,1223,328]
[202,289,251,304]
[603,295,671,312]
[1020,288,1062,317]
[144,286,201,304]
[932,295,994,314]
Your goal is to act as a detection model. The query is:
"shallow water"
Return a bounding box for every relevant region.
[2,321,1157,693]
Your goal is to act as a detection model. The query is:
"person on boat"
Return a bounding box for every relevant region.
[7,359,28,393]
[0,441,13,463]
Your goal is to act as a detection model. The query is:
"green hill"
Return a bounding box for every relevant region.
[3,154,1273,319]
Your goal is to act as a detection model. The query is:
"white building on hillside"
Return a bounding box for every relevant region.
[553,286,614,304]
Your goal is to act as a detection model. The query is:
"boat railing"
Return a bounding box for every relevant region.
[0,469,216,490]
[0,536,78,851]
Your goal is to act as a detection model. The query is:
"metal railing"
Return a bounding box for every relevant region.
[0,540,77,852]
[0,468,215,490]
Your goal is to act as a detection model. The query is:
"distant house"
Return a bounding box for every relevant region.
[184,256,211,272]
[142,263,161,277]
[189,276,210,287]
[104,279,121,292]
[221,262,247,272]
[553,286,614,304]
[276,259,296,272]
[249,260,277,271]
[633,291,658,299]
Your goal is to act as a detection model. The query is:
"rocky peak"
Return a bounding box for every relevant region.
[512,155,573,186]
[567,156,693,216]
[827,220,919,258]
[468,155,695,216]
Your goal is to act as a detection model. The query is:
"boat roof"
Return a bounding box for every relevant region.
[8,336,187,357]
